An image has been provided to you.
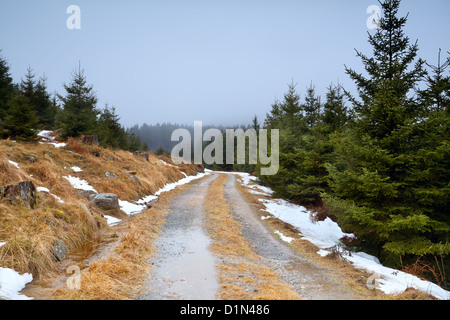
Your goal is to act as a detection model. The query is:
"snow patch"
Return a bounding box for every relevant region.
[8,160,20,169]
[232,172,274,195]
[0,267,33,300]
[0,242,6,247]
[104,215,122,226]
[154,172,209,196]
[274,230,294,243]
[63,175,97,193]
[36,187,65,203]
[37,130,66,148]
[118,200,147,216]
[71,166,82,172]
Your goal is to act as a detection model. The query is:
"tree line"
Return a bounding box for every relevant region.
[260,0,449,283]
[0,61,147,152]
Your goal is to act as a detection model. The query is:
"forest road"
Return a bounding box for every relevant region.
[138,172,355,300]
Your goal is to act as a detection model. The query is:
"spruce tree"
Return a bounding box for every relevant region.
[0,52,15,136]
[33,76,56,128]
[303,83,319,128]
[4,95,38,141]
[58,66,99,139]
[325,0,449,266]
[323,83,348,132]
[97,104,128,149]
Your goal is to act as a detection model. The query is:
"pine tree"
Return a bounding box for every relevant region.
[58,66,99,139]
[0,52,15,137]
[97,104,128,149]
[33,76,56,128]
[4,94,38,141]
[303,83,319,128]
[325,0,449,265]
[419,49,450,113]
[323,83,348,132]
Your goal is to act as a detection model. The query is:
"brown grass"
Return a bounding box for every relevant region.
[204,173,301,300]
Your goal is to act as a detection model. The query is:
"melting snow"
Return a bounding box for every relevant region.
[8,160,20,169]
[36,187,65,204]
[63,175,97,193]
[0,267,33,300]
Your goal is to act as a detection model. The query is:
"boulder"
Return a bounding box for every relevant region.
[0,181,37,209]
[92,193,119,210]
[82,135,99,146]
[104,171,118,179]
[53,239,67,261]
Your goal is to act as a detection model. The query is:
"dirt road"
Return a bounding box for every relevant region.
[139,172,356,300]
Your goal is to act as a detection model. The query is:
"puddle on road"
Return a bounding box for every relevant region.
[147,227,219,300]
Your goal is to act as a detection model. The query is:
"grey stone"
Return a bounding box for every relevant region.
[92,193,119,210]
[104,171,118,179]
[129,175,142,186]
[76,189,97,200]
[53,239,67,261]
[0,181,37,209]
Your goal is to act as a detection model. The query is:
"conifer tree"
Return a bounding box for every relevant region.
[58,66,99,139]
[303,83,319,128]
[323,83,348,132]
[4,94,38,141]
[325,0,449,265]
[0,52,15,136]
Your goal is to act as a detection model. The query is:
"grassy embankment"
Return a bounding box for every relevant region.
[0,135,201,299]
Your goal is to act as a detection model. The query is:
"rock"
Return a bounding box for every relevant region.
[104,171,118,179]
[145,199,158,209]
[82,135,99,146]
[0,181,37,209]
[123,170,137,175]
[53,239,67,261]
[129,175,142,186]
[66,150,84,159]
[92,193,119,210]
[24,155,37,163]
[76,190,97,200]
[134,151,149,162]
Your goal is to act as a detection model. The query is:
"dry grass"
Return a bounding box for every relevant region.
[204,173,301,300]
[0,137,199,290]
[234,176,437,300]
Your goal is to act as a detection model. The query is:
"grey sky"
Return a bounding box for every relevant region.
[1,0,449,128]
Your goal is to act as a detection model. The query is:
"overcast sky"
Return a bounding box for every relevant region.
[1,0,449,128]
